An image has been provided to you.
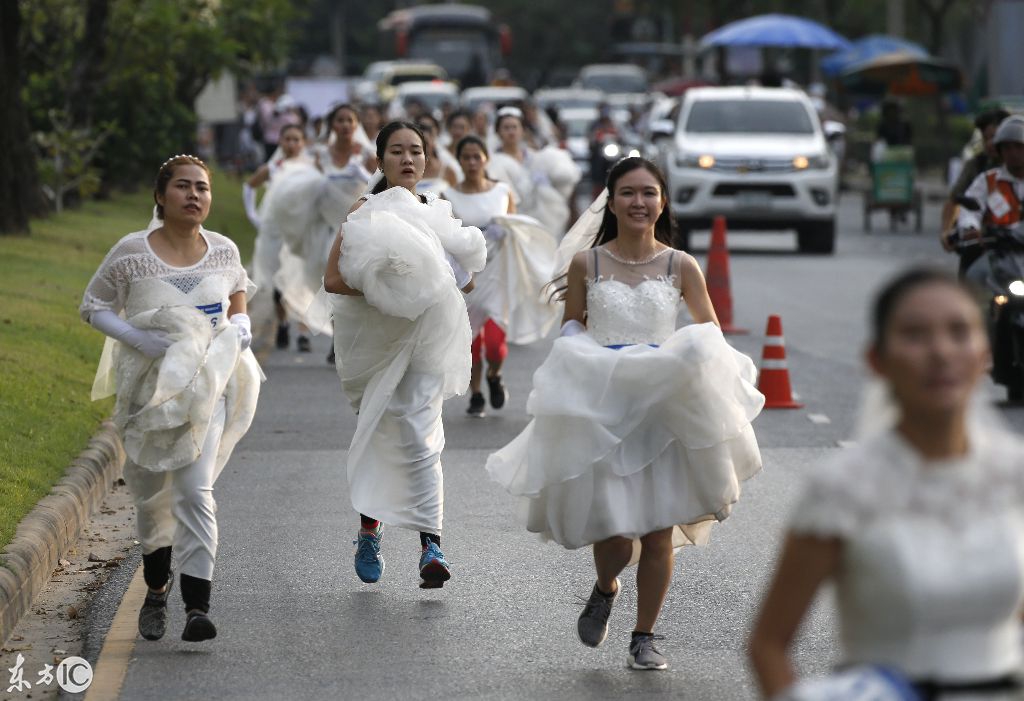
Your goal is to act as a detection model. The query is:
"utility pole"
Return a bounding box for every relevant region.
[887,0,905,37]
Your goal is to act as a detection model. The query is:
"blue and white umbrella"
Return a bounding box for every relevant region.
[821,35,928,77]
[699,14,852,51]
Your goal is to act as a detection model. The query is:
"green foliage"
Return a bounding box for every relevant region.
[0,168,250,550]
[33,109,114,212]
[20,0,303,196]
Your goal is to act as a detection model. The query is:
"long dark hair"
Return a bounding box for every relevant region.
[591,157,675,248]
[547,157,675,300]
[370,121,426,195]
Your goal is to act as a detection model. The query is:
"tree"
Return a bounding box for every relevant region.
[0,1,47,234]
[17,0,302,210]
[915,0,958,55]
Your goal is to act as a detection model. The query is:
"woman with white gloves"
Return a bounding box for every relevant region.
[80,155,262,643]
[323,122,486,589]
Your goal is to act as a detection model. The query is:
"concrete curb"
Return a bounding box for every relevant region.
[0,421,124,643]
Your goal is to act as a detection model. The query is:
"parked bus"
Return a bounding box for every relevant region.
[378,4,511,88]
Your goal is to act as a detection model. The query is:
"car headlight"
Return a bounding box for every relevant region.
[1010,280,1024,296]
[674,152,715,169]
[793,154,831,170]
[603,143,621,159]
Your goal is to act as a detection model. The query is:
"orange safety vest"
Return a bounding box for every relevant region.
[983,170,1023,227]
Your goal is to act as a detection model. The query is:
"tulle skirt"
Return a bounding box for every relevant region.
[486,322,764,558]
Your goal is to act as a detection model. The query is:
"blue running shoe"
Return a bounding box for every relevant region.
[418,542,451,589]
[354,528,384,583]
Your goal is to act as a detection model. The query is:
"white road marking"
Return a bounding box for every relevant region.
[837,440,857,449]
[808,413,831,425]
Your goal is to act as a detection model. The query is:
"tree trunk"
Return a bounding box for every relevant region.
[0,2,47,235]
[66,0,111,127]
[917,0,957,56]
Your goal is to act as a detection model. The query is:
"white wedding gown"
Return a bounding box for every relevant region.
[486,247,764,558]
[330,187,486,532]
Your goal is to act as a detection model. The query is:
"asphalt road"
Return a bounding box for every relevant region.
[97,192,1024,700]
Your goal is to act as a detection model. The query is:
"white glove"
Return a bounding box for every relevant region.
[88,309,173,359]
[242,184,261,229]
[560,319,585,337]
[229,313,252,351]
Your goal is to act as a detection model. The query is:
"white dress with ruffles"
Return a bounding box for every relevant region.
[331,187,486,533]
[486,246,764,558]
[271,152,370,334]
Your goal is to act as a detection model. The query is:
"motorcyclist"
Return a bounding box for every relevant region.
[941,109,1011,272]
[958,115,1024,251]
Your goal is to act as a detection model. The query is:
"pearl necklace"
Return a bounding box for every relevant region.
[602,244,671,266]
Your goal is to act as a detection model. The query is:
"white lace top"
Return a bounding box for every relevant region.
[585,246,681,347]
[79,229,252,329]
[790,428,1024,682]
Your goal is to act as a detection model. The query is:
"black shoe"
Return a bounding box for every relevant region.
[486,375,508,409]
[275,323,290,349]
[296,335,311,353]
[326,348,336,365]
[181,610,217,642]
[138,572,173,641]
[466,392,486,417]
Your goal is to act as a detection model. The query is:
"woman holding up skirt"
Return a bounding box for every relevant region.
[486,157,763,669]
[324,122,486,588]
[81,155,262,642]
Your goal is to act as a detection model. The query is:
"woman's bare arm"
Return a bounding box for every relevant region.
[245,165,270,188]
[561,251,588,326]
[324,199,366,295]
[678,252,719,326]
[226,290,247,317]
[748,534,841,698]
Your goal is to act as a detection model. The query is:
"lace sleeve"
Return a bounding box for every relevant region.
[787,452,866,540]
[79,235,137,321]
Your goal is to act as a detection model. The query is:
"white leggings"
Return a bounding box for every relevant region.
[122,399,226,581]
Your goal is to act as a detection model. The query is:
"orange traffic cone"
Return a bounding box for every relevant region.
[705,215,747,334]
[757,315,804,409]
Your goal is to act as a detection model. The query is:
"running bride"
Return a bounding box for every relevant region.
[322,122,486,589]
[486,157,764,670]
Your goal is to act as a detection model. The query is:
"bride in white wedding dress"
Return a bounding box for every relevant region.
[486,157,764,671]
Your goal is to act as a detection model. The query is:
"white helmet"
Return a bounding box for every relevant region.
[993,115,1024,147]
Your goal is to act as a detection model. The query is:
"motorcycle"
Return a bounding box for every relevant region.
[951,196,1024,401]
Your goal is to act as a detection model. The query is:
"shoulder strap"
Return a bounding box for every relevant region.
[667,250,675,276]
[592,248,600,280]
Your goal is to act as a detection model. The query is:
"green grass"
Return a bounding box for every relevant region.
[0,170,253,549]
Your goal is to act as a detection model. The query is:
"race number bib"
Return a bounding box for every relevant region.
[195,302,223,328]
[987,190,1012,219]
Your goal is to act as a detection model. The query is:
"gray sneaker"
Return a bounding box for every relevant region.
[138,572,173,641]
[577,578,619,647]
[628,633,668,670]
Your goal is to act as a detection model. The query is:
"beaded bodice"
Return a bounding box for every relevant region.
[585,247,681,347]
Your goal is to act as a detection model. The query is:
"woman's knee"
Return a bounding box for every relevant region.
[639,528,674,554]
[172,486,216,518]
